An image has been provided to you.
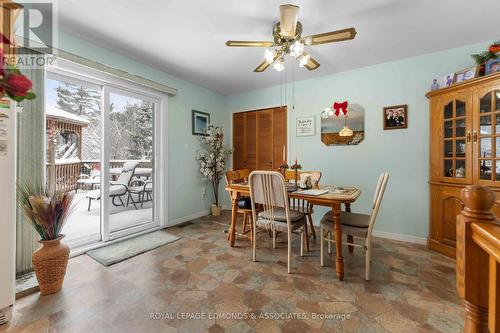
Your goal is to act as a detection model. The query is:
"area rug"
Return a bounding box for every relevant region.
[86,231,179,266]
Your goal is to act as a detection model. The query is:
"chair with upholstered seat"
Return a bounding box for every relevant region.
[225,169,260,241]
[249,171,308,273]
[285,170,322,243]
[319,172,389,280]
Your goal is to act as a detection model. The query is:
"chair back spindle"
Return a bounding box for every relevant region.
[249,171,290,227]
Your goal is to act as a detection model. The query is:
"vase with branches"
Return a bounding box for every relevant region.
[195,125,232,216]
[17,183,76,295]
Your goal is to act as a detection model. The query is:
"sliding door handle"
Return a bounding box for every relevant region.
[466,130,471,144]
[473,130,478,144]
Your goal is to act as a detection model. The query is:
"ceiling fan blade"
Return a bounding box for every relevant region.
[304,27,357,46]
[226,41,274,47]
[304,56,320,71]
[279,4,299,39]
[254,59,271,72]
[254,52,280,73]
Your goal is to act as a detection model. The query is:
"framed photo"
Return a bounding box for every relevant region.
[430,77,441,91]
[296,116,315,136]
[383,104,408,130]
[454,66,478,84]
[191,110,210,136]
[442,73,455,88]
[485,59,500,75]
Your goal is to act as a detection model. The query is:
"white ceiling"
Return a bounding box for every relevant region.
[57,0,500,95]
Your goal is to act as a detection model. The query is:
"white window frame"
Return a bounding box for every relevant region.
[45,58,169,253]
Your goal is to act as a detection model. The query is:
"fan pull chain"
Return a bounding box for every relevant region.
[292,60,295,111]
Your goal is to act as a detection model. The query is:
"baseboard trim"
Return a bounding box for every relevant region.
[372,230,427,245]
[168,209,210,227]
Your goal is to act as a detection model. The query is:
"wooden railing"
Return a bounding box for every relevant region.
[457,185,500,332]
[46,159,152,192]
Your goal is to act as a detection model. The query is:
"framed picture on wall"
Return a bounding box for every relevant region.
[383,104,408,130]
[192,110,210,136]
[296,116,315,136]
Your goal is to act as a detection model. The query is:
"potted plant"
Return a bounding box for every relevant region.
[471,40,500,76]
[196,125,231,216]
[17,184,75,295]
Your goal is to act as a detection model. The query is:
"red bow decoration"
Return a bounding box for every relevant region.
[333,101,348,117]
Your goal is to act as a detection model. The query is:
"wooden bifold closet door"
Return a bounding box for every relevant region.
[232,107,287,171]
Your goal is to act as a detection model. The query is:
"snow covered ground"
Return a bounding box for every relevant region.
[62,191,153,248]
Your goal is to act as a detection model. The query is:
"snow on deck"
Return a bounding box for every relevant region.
[62,191,153,248]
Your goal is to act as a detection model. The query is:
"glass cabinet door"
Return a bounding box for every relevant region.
[441,96,471,183]
[476,88,500,184]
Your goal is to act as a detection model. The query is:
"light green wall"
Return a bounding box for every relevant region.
[57,31,230,222]
[58,30,490,238]
[226,41,490,239]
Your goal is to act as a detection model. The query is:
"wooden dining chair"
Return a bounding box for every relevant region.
[285,170,322,244]
[225,169,257,241]
[319,172,389,280]
[249,171,308,273]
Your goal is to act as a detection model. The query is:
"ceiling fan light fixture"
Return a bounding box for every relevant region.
[264,49,276,63]
[290,40,304,57]
[273,60,285,72]
[297,52,310,67]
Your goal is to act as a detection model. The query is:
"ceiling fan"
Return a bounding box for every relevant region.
[226,4,356,73]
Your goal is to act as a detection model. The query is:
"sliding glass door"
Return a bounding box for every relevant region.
[45,73,103,248]
[105,88,158,238]
[45,61,164,249]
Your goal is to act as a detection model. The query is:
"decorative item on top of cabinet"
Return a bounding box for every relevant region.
[427,71,500,258]
[321,102,364,146]
[454,66,478,84]
[486,59,500,75]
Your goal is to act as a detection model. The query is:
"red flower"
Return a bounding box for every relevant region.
[3,73,32,97]
[489,45,500,53]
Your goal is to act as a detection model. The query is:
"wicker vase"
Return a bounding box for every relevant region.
[211,204,222,216]
[32,235,69,296]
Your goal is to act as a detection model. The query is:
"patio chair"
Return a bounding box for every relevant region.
[75,165,101,192]
[249,171,307,274]
[127,178,153,209]
[86,161,139,211]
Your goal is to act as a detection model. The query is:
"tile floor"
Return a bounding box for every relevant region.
[1,211,463,333]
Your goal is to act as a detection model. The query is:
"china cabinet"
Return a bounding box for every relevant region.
[428,72,500,257]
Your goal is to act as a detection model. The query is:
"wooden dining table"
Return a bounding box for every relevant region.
[225,183,361,281]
